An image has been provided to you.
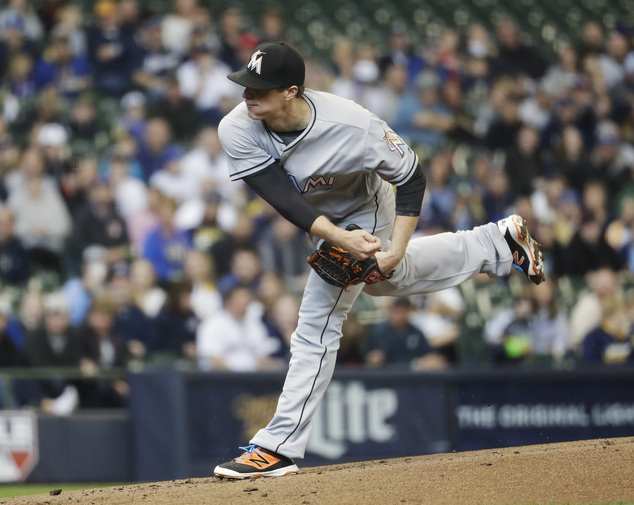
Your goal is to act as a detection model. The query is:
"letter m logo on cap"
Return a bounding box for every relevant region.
[247,50,266,74]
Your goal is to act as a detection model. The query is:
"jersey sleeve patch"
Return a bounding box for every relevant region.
[364,115,418,186]
[383,129,407,157]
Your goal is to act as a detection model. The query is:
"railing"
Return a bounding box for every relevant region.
[0,367,129,409]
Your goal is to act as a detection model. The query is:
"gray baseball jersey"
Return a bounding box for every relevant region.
[219,89,418,226]
[219,89,514,459]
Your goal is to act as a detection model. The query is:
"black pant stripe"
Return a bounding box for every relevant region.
[275,205,379,454]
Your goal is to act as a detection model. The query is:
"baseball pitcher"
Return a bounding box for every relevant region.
[213,42,544,478]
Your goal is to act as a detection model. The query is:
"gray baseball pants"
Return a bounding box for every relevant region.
[251,191,513,458]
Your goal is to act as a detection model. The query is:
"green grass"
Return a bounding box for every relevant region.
[2,486,632,504]
[0,483,122,498]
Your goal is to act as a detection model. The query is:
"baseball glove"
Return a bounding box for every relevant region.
[306,224,393,288]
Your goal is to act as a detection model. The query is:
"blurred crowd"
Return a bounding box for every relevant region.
[1,0,634,412]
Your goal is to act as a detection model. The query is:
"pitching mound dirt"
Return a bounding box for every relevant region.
[7,437,634,505]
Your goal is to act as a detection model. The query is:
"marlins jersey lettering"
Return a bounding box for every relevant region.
[218,90,419,221]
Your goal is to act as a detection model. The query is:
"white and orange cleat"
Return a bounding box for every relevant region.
[497,214,545,285]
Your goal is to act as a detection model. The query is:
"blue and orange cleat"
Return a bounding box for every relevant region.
[214,445,299,479]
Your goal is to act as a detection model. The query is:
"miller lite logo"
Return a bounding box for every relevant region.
[247,50,266,74]
[0,412,39,482]
[307,381,398,459]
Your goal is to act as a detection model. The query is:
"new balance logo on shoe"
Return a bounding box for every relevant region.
[512,251,525,267]
[214,445,298,479]
[239,451,279,469]
[497,214,545,285]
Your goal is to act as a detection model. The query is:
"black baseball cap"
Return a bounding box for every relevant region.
[227,41,305,90]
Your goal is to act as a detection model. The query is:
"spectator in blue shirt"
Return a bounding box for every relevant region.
[153,280,199,360]
[364,297,447,371]
[33,28,91,99]
[582,297,634,364]
[111,261,158,361]
[116,91,148,142]
[419,152,457,232]
[136,117,183,182]
[481,169,514,223]
[142,195,191,284]
[86,0,138,97]
[6,52,37,101]
[393,70,454,152]
[0,298,24,368]
[378,22,426,85]
[63,245,109,327]
[132,16,181,100]
[216,245,262,295]
[0,10,38,80]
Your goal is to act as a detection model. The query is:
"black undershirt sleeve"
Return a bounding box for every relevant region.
[395,164,426,217]
[243,161,322,233]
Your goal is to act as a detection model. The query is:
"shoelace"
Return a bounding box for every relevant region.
[235,444,260,463]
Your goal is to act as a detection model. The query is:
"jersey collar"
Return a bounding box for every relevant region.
[266,92,316,150]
